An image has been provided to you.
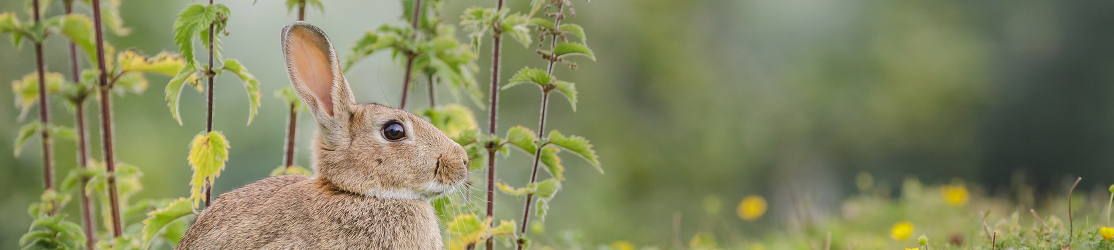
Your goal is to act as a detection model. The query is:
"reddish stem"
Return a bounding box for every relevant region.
[204,0,215,207]
[91,0,124,236]
[31,0,54,194]
[485,0,505,249]
[67,2,97,247]
[398,0,423,110]
[283,104,298,168]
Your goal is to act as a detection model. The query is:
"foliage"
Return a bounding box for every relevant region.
[186,131,229,208]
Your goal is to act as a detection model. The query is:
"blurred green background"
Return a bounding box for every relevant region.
[3,0,1114,247]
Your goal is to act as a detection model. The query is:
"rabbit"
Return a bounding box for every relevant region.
[175,21,470,250]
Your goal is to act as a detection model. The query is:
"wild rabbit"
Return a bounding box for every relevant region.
[176,21,470,250]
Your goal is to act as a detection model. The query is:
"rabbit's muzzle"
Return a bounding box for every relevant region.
[434,153,468,185]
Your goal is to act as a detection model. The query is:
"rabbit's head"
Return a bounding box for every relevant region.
[280,22,468,200]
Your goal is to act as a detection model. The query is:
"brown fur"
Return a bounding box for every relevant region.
[176,21,468,250]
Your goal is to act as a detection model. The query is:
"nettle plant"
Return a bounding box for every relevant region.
[4,0,190,249]
[6,0,599,249]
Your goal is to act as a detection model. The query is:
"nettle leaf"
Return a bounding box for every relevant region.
[447,214,484,250]
[221,59,263,125]
[420,104,479,138]
[540,145,564,180]
[501,13,531,47]
[21,215,85,250]
[528,0,546,17]
[344,29,401,72]
[504,67,553,90]
[528,18,554,31]
[553,42,596,61]
[187,131,230,208]
[547,130,602,173]
[529,178,561,199]
[460,7,496,53]
[490,220,517,237]
[173,4,225,66]
[464,142,486,171]
[12,71,64,118]
[59,14,97,64]
[98,0,131,36]
[269,165,312,176]
[274,86,306,112]
[535,198,549,219]
[141,197,194,249]
[14,121,41,156]
[0,13,19,34]
[165,64,203,125]
[506,125,538,154]
[119,50,186,76]
[496,181,530,197]
[553,80,577,111]
[558,23,586,43]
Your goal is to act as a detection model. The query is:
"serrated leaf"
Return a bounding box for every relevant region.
[421,104,478,138]
[187,131,230,208]
[12,72,64,118]
[447,214,485,250]
[553,42,596,61]
[14,121,41,156]
[270,165,313,176]
[164,64,201,125]
[506,126,538,154]
[119,50,185,76]
[464,142,486,171]
[496,181,530,197]
[221,59,263,125]
[558,24,586,42]
[141,198,194,249]
[460,7,496,53]
[274,86,306,112]
[505,67,553,90]
[173,4,222,66]
[529,178,560,199]
[535,198,549,220]
[528,18,553,31]
[59,14,98,64]
[547,130,602,173]
[540,146,564,180]
[49,125,76,142]
[490,220,516,236]
[113,71,149,96]
[553,80,577,111]
[99,0,131,36]
[344,28,402,72]
[501,13,531,47]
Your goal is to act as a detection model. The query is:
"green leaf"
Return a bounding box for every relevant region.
[553,42,596,61]
[269,165,313,176]
[49,125,76,142]
[505,67,553,90]
[58,14,97,64]
[344,30,399,72]
[558,23,586,43]
[464,142,486,171]
[12,72,64,118]
[529,178,561,199]
[501,13,531,47]
[187,131,230,208]
[274,86,306,112]
[496,181,530,197]
[553,80,578,111]
[14,121,41,156]
[460,7,496,53]
[546,130,602,173]
[113,72,149,96]
[164,64,202,125]
[528,18,553,31]
[420,104,479,139]
[540,146,564,180]
[173,4,225,66]
[119,50,186,76]
[506,126,538,154]
[221,59,263,125]
[141,198,195,249]
[535,198,549,220]
[490,220,517,236]
[99,0,131,36]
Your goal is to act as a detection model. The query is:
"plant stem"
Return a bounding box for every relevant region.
[398,0,422,110]
[297,0,305,21]
[204,0,215,208]
[485,0,504,249]
[283,104,298,169]
[66,2,96,247]
[91,0,124,237]
[427,74,436,107]
[517,4,565,249]
[31,0,55,194]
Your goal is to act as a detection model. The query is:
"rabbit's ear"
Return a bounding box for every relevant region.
[281,21,355,124]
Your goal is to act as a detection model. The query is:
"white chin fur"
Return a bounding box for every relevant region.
[365,182,457,201]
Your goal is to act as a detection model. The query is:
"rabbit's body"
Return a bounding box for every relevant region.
[177,175,442,250]
[176,22,468,250]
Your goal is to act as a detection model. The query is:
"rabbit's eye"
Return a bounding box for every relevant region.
[382,121,406,141]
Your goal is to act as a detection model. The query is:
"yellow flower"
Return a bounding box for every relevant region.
[1102,227,1114,240]
[941,185,969,207]
[610,241,635,250]
[737,195,767,221]
[891,221,914,240]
